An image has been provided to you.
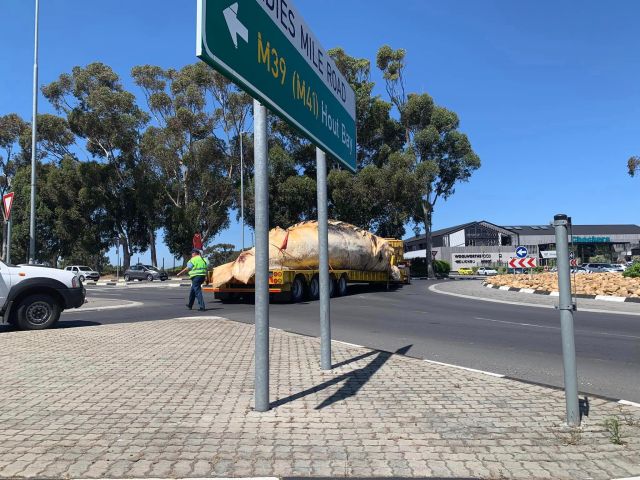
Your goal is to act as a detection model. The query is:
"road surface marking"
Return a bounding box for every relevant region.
[474,316,640,340]
[65,301,144,313]
[332,340,365,348]
[428,283,640,317]
[423,359,504,378]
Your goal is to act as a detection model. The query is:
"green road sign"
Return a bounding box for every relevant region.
[197,0,357,172]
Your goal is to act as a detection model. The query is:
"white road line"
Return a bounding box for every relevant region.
[611,476,640,480]
[619,399,640,408]
[332,340,365,349]
[64,301,144,313]
[428,283,640,317]
[474,316,640,340]
[424,358,504,378]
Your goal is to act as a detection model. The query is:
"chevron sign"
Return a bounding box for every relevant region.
[509,257,537,268]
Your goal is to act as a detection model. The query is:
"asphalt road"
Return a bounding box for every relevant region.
[3,280,639,403]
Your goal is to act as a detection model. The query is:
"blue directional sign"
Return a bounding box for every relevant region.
[516,246,528,259]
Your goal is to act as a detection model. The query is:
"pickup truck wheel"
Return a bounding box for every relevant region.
[146,274,153,282]
[336,275,348,297]
[79,275,85,283]
[290,276,305,303]
[124,274,130,282]
[309,275,320,300]
[16,294,61,330]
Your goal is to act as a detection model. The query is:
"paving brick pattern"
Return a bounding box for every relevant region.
[0,317,638,479]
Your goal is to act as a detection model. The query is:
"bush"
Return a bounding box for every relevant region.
[623,263,640,278]
[589,254,609,264]
[433,260,451,277]
[408,258,450,277]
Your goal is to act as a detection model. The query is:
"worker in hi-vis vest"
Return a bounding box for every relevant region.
[177,249,209,311]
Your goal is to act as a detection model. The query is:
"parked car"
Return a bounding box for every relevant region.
[606,264,625,273]
[477,267,498,276]
[583,263,622,273]
[123,264,168,282]
[570,266,589,274]
[611,263,627,272]
[64,265,100,282]
[458,267,474,275]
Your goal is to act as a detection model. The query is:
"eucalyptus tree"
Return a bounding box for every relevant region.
[377,46,481,277]
[132,63,251,260]
[42,62,152,269]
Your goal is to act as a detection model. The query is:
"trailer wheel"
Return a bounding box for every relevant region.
[329,276,336,298]
[336,275,348,297]
[309,275,320,300]
[291,276,305,303]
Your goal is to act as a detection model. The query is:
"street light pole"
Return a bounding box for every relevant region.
[29,0,40,264]
[240,131,245,251]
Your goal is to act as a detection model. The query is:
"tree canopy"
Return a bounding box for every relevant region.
[0,45,480,272]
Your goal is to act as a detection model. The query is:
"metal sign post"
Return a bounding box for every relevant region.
[553,214,580,427]
[316,148,331,370]
[253,99,270,412]
[6,219,11,265]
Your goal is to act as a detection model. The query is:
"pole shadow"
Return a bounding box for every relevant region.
[271,345,412,410]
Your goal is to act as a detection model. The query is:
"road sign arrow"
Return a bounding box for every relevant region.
[223,3,248,48]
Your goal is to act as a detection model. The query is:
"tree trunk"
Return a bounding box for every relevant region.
[149,228,158,267]
[422,201,435,279]
[122,236,131,270]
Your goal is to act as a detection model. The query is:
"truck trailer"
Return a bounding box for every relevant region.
[204,238,410,303]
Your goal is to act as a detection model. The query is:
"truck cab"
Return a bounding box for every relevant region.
[0,261,86,330]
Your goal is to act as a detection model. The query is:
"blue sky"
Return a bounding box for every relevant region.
[2,0,639,265]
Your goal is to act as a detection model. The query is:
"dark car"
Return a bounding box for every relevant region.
[123,264,168,282]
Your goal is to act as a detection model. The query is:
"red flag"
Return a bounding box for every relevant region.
[279,231,289,250]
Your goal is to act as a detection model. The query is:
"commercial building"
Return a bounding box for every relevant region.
[403,220,640,270]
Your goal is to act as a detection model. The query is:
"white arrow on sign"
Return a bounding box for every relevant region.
[223,3,248,49]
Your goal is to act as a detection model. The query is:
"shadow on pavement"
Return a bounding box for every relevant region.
[57,320,102,329]
[271,345,412,410]
[0,319,102,333]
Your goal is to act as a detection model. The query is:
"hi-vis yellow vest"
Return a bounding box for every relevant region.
[189,256,208,278]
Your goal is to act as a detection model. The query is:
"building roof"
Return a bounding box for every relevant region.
[404,220,513,243]
[504,225,640,236]
[404,222,640,242]
[403,221,478,243]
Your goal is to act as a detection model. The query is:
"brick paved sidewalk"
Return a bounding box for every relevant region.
[1,317,639,479]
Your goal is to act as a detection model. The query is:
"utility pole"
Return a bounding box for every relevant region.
[240,131,245,251]
[28,0,40,264]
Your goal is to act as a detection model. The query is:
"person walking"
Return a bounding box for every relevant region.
[177,249,209,311]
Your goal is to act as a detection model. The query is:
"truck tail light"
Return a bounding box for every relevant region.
[72,276,79,288]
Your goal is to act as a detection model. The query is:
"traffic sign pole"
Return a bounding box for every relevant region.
[6,218,11,265]
[316,147,331,370]
[553,214,580,427]
[253,99,270,412]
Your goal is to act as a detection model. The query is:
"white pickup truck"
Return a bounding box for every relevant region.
[0,261,86,330]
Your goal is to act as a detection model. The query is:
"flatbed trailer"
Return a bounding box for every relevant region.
[203,239,410,303]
